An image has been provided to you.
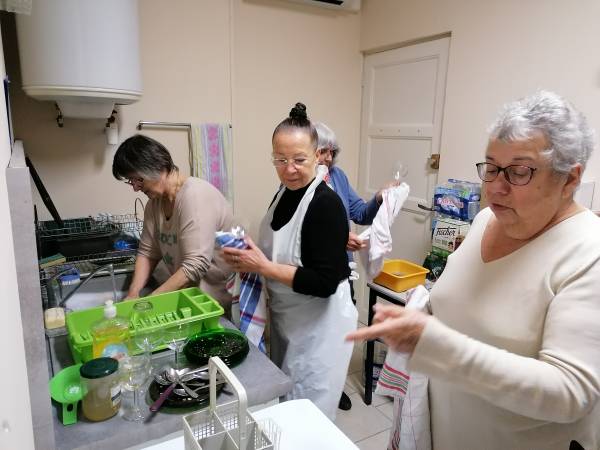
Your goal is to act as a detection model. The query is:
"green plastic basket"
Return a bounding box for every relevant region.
[65,287,224,363]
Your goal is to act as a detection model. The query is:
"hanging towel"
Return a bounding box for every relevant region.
[358,183,410,280]
[191,124,233,202]
[215,231,267,353]
[375,285,432,450]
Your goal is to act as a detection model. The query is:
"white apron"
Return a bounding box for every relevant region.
[258,167,358,420]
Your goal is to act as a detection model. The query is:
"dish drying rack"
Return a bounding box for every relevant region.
[37,214,143,296]
[183,357,277,450]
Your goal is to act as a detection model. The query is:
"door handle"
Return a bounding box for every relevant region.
[417,203,435,212]
[429,153,440,170]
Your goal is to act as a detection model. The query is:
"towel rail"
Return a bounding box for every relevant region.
[137,121,194,173]
[135,122,233,201]
[137,121,191,130]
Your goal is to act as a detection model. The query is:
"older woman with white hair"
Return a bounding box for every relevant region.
[348,91,600,449]
[315,122,389,252]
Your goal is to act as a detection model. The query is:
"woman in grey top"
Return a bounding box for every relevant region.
[112,134,233,310]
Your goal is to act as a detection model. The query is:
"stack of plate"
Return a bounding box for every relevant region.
[183,329,249,367]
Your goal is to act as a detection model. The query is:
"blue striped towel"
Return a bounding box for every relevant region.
[215,232,266,353]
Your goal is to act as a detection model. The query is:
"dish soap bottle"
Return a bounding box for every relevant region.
[91,300,130,360]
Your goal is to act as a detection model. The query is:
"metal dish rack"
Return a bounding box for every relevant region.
[183,357,275,450]
[37,214,143,304]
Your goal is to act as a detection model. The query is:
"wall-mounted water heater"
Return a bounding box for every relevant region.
[15,0,142,120]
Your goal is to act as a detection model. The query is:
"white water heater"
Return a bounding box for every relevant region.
[15,0,142,119]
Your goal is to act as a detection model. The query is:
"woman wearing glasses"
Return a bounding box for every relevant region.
[348,91,600,449]
[112,134,234,311]
[222,103,357,420]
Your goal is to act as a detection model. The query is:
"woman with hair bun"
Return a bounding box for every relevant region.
[223,103,357,420]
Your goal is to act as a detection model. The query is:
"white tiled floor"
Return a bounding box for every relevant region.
[334,324,394,450]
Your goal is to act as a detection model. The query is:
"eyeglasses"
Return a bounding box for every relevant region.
[271,156,312,168]
[124,176,144,187]
[475,162,538,186]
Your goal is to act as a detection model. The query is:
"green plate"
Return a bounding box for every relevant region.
[183,329,249,367]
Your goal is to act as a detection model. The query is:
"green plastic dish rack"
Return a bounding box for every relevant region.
[65,287,224,363]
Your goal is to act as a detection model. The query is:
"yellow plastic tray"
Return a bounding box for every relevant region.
[373,259,429,292]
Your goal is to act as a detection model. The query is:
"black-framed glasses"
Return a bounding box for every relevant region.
[475,162,537,186]
[125,176,144,187]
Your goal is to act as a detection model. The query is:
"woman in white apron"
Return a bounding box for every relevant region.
[223,103,357,420]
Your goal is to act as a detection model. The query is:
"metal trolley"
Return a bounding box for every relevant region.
[183,357,274,450]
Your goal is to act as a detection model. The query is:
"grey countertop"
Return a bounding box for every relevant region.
[48,318,292,450]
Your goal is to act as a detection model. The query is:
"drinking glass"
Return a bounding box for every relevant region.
[120,354,151,422]
[131,300,162,355]
[164,321,191,369]
[392,161,409,183]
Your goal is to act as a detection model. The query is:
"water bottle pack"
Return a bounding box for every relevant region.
[433,179,481,222]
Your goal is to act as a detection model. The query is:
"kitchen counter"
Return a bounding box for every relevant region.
[48,318,293,450]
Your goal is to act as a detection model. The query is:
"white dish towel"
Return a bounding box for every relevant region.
[358,183,410,280]
[375,285,431,450]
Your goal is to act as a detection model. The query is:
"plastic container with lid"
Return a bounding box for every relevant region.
[80,357,121,421]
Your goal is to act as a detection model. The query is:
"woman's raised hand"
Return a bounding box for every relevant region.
[347,231,366,251]
[346,303,429,354]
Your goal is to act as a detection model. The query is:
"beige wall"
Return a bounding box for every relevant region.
[233,0,362,234]
[3,0,362,237]
[361,0,600,209]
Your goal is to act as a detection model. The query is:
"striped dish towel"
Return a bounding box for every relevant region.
[375,285,431,450]
[215,231,267,353]
[191,124,233,203]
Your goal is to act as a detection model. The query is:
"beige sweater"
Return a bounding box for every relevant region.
[138,177,233,304]
[410,207,600,449]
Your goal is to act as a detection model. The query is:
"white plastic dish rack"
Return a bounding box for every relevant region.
[183,356,274,450]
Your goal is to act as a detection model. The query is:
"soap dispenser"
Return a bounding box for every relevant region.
[91,300,130,361]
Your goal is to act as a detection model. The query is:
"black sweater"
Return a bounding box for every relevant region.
[270,180,350,298]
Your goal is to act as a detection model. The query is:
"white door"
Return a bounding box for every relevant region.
[355,37,449,318]
[359,37,449,262]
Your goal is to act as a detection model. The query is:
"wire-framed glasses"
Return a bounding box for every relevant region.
[125,176,144,187]
[475,162,537,186]
[271,156,311,168]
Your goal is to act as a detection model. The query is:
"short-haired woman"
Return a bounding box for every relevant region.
[113,134,234,311]
[348,91,600,449]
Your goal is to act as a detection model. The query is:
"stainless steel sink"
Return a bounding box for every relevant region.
[51,271,160,311]
[45,270,162,375]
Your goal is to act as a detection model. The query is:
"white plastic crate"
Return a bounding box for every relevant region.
[183,357,274,450]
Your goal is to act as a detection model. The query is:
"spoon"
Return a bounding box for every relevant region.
[173,379,227,397]
[169,368,199,399]
[150,370,201,411]
[153,370,208,387]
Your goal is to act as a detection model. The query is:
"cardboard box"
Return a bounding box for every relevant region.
[432,217,470,254]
